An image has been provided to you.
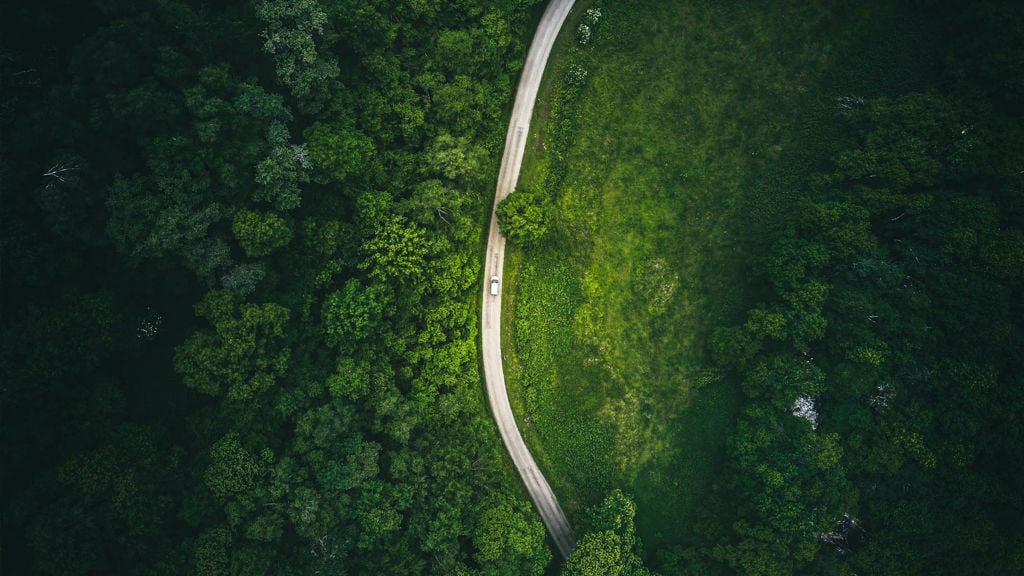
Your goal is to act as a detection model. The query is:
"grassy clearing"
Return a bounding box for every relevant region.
[501,0,943,559]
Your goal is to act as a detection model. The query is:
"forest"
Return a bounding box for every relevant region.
[2,0,569,574]
[2,0,1022,575]
[691,4,1024,573]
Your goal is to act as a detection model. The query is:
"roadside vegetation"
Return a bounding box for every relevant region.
[502,0,1024,574]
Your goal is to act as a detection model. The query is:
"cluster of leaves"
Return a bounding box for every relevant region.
[563,490,655,576]
[0,0,566,574]
[497,184,554,247]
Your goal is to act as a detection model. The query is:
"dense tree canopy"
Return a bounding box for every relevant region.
[666,7,1024,571]
[1,0,553,574]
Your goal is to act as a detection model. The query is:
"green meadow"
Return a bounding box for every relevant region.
[502,0,943,554]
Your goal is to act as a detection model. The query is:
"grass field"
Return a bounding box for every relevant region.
[501,0,944,558]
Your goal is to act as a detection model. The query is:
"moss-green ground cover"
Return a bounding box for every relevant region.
[501,0,943,556]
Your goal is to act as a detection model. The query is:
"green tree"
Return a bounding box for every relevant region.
[564,531,625,576]
[106,175,231,281]
[710,325,762,369]
[781,279,830,350]
[434,75,486,136]
[305,121,375,183]
[194,526,231,576]
[205,433,263,500]
[832,93,967,191]
[497,185,553,247]
[255,0,340,110]
[403,179,470,230]
[797,201,874,259]
[220,262,267,296]
[741,354,825,408]
[473,496,551,575]
[424,133,481,181]
[22,424,180,576]
[174,291,291,400]
[745,308,788,341]
[232,208,293,257]
[762,236,830,292]
[566,490,653,576]
[322,279,390,349]
[359,214,429,284]
[254,139,309,211]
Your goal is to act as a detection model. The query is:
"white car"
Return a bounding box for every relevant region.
[490,276,500,296]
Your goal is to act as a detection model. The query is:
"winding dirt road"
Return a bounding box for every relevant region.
[481,0,577,560]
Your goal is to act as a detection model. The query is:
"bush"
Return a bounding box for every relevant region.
[496,185,553,247]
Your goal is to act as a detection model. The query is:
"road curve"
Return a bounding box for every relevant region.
[482,0,577,560]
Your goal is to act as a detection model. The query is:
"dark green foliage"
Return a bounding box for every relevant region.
[565,532,629,576]
[194,526,232,576]
[19,424,184,576]
[232,208,293,257]
[174,290,291,400]
[253,131,309,211]
[255,0,339,111]
[689,37,1024,575]
[205,433,263,499]
[424,133,482,181]
[830,93,964,190]
[102,60,304,284]
[2,0,556,574]
[305,121,375,183]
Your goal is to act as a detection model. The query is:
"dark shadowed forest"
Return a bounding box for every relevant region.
[2,0,565,574]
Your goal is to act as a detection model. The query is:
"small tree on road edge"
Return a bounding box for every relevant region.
[497,185,553,247]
